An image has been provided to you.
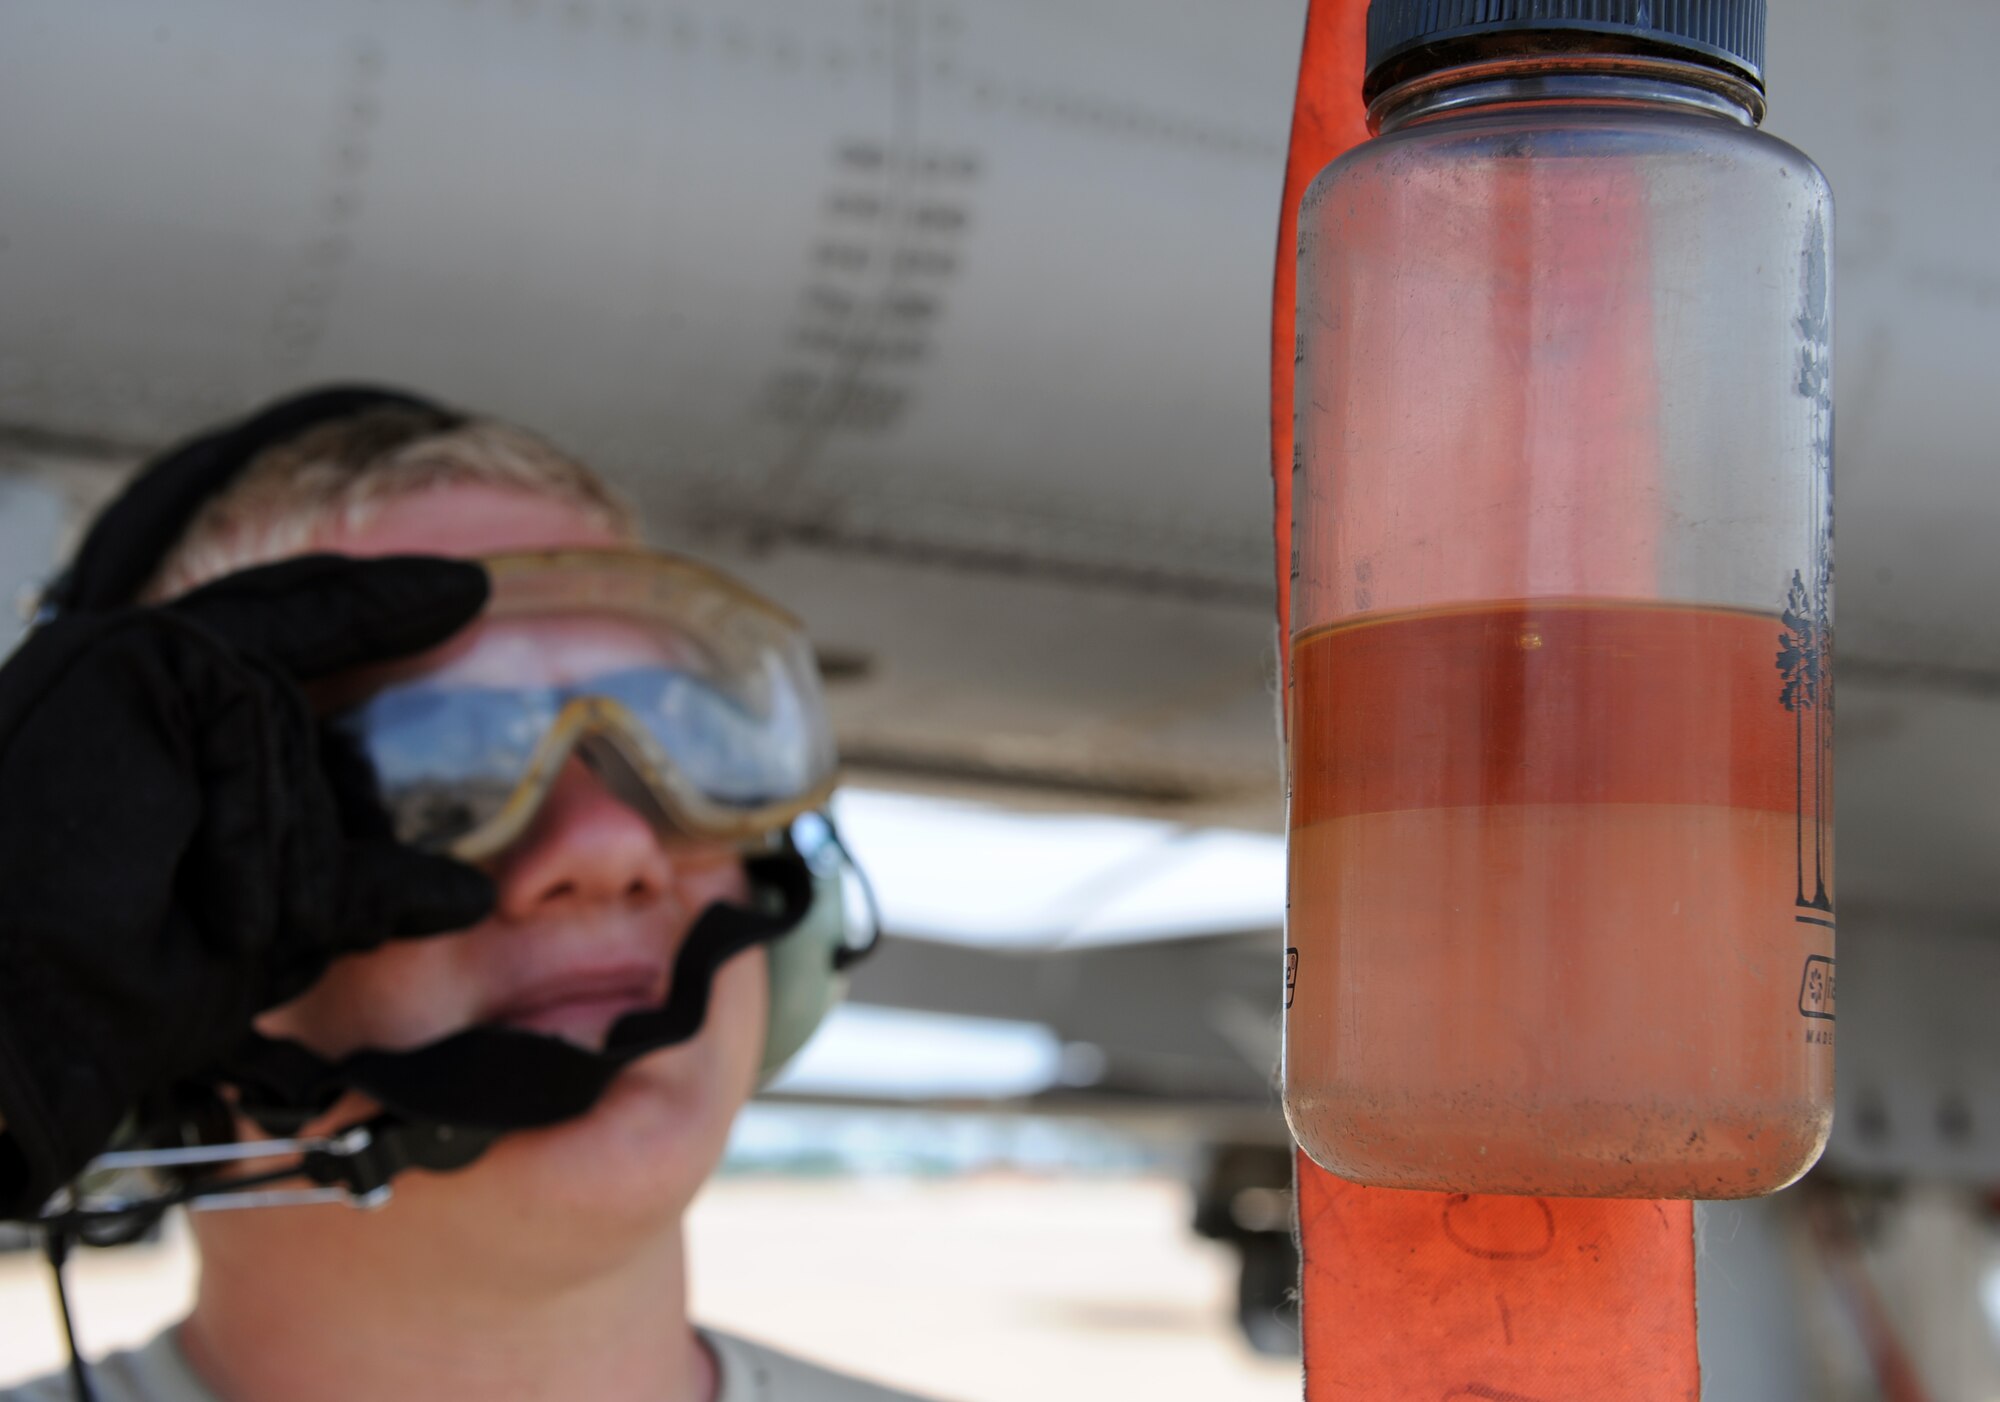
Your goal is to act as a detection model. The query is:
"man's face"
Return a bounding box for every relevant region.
[253,481,770,1230]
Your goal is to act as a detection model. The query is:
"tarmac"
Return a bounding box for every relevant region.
[0,1174,1301,1401]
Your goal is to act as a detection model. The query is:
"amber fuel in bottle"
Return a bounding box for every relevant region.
[1284,0,1835,1198]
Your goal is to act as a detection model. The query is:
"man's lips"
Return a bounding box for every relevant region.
[481,965,667,1046]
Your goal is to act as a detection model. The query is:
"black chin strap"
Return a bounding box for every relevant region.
[222,851,813,1152]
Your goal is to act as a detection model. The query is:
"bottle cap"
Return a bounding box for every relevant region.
[1365,0,1766,102]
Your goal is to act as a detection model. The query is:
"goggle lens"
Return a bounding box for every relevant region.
[329,550,837,857]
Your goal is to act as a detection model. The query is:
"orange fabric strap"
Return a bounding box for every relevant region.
[1297,1169,1699,1400]
[1269,0,1369,664]
[1272,5,1702,1397]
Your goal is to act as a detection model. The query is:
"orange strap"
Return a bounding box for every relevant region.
[1269,0,1370,671]
[1297,1169,1699,1400]
[1272,6,1702,1397]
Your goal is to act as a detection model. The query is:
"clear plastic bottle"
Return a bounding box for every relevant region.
[1284,0,1834,1198]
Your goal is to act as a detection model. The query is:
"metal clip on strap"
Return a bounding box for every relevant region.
[73,1116,496,1216]
[298,1117,496,1203]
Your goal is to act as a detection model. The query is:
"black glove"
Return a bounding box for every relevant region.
[0,555,496,1218]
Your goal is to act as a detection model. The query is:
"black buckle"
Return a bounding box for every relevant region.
[299,1117,496,1202]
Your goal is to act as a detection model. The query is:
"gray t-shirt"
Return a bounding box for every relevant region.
[3,1325,935,1402]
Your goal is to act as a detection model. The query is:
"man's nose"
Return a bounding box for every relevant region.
[489,756,675,919]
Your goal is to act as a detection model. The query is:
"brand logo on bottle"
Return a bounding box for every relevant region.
[1778,209,1837,932]
[1777,567,1833,926]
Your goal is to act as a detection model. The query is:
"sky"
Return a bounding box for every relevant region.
[770,787,1284,1102]
[829,787,1284,949]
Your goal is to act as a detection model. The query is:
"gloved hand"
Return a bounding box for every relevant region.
[0,555,496,1218]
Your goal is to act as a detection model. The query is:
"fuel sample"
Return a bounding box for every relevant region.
[1284,0,1834,1198]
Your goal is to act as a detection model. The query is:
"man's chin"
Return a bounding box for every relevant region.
[406,1063,727,1231]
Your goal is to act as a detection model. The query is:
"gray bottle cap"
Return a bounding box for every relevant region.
[1364,0,1766,102]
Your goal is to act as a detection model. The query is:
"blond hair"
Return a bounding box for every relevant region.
[145,406,639,600]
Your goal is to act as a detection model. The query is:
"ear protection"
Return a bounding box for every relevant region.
[761,812,868,1079]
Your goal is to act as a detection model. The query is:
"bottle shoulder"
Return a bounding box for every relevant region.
[1299,105,1831,224]
[1751,126,1835,208]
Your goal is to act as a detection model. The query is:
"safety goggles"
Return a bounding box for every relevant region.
[330,550,838,860]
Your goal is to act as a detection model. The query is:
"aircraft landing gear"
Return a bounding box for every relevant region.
[1191,1143,1299,1357]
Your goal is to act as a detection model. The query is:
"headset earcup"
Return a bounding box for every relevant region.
[756,863,848,1080]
